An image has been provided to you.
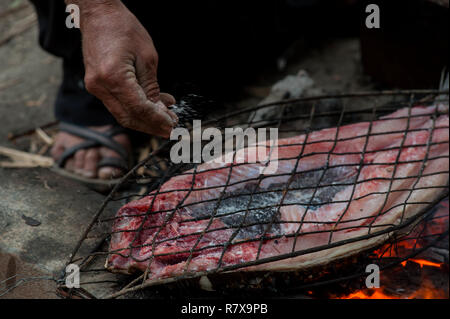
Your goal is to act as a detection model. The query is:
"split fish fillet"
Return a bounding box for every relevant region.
[106,105,449,281]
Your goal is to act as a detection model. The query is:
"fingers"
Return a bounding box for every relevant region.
[134,55,178,127]
[84,54,177,137]
[135,53,160,103]
[96,78,178,137]
[156,99,179,127]
[140,100,178,138]
[135,54,179,129]
[160,93,176,107]
[159,93,179,124]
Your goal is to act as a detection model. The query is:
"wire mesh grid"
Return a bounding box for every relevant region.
[61,90,449,299]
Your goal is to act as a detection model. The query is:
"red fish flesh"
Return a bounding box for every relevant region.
[106,105,449,281]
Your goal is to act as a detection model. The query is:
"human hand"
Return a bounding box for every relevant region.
[77,0,178,138]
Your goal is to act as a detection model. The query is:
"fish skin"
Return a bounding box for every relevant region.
[106,106,449,280]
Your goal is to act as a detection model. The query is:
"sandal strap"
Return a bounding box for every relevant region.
[57,123,129,168]
[57,140,97,168]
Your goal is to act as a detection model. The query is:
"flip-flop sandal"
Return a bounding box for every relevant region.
[50,123,133,193]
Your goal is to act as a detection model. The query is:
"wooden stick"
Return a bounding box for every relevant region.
[150,137,159,151]
[136,146,150,175]
[37,144,50,156]
[0,2,29,19]
[0,162,47,168]
[0,14,37,47]
[35,128,54,145]
[0,146,54,168]
[8,121,58,141]
[0,78,20,92]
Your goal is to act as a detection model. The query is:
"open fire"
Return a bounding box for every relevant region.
[336,198,449,299]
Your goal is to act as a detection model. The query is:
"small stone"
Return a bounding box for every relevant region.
[21,215,41,227]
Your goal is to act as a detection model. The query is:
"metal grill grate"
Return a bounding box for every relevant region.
[61,90,449,299]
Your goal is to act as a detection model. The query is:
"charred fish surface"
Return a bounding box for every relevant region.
[195,166,357,239]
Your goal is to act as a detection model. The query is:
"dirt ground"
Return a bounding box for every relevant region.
[0,0,113,299]
[0,0,59,142]
[0,0,378,299]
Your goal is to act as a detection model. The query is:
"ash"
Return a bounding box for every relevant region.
[169,95,203,124]
[193,166,357,239]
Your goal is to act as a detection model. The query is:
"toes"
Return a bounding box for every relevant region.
[52,127,131,180]
[83,149,100,178]
[52,132,83,172]
[73,149,87,175]
[65,158,75,172]
[97,137,129,180]
[50,143,65,160]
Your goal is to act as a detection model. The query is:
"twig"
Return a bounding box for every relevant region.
[8,121,59,141]
[0,276,55,298]
[38,144,50,156]
[0,13,37,47]
[0,78,20,92]
[0,145,54,168]
[35,128,54,145]
[0,2,28,19]
[136,146,150,175]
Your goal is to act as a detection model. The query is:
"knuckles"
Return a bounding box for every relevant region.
[84,58,123,93]
[97,59,121,84]
[143,82,161,102]
[143,49,158,67]
[84,72,102,95]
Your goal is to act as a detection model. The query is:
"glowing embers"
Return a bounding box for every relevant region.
[336,198,448,299]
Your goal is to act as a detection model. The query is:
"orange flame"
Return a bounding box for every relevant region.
[341,290,397,299]
[400,259,442,268]
[338,276,447,299]
[338,199,448,299]
[337,258,446,299]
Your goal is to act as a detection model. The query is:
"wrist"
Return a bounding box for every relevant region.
[65,0,124,22]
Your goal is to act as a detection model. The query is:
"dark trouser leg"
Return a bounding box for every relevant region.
[29,0,117,126]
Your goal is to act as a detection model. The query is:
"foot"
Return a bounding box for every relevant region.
[50,125,131,179]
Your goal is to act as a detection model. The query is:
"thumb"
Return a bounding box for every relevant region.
[155,98,179,125]
[159,92,179,124]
